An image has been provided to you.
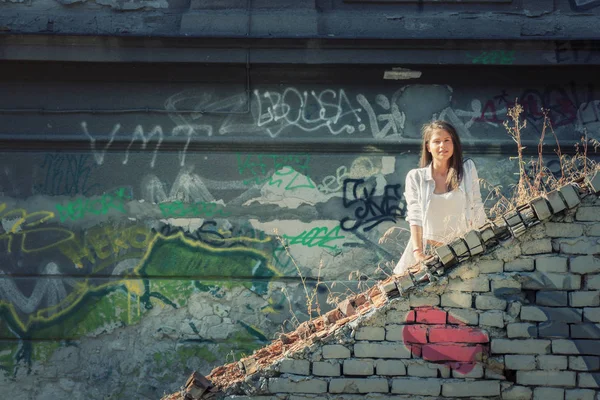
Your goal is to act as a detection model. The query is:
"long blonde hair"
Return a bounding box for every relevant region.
[419,120,464,191]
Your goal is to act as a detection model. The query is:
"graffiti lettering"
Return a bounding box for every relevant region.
[58,224,154,269]
[356,93,405,139]
[466,50,515,65]
[340,179,405,232]
[55,187,132,222]
[81,122,211,168]
[237,154,311,186]
[159,201,229,218]
[283,226,345,251]
[34,154,99,196]
[0,204,74,255]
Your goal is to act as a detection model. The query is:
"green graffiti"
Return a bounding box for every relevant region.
[268,166,316,190]
[55,187,131,222]
[236,153,311,186]
[467,50,515,65]
[159,201,229,218]
[283,226,345,251]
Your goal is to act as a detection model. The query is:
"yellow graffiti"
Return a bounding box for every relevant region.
[0,227,279,333]
[0,205,74,254]
[58,224,156,270]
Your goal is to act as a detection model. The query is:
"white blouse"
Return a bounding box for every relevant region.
[423,189,468,243]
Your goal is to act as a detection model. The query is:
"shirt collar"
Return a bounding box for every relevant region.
[424,163,433,181]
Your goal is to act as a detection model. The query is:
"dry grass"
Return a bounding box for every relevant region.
[484,103,599,220]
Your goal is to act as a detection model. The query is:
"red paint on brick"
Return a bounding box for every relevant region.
[422,344,486,362]
[402,324,428,344]
[404,310,415,323]
[411,344,422,358]
[428,326,489,343]
[415,307,447,324]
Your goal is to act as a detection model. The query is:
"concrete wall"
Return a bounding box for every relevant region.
[216,193,600,400]
[2,0,600,40]
[0,62,599,399]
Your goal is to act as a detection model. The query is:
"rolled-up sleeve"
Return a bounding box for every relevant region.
[466,159,487,228]
[404,169,422,226]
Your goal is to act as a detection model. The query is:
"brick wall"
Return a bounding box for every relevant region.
[195,184,600,400]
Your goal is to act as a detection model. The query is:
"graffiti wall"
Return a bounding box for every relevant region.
[0,63,599,399]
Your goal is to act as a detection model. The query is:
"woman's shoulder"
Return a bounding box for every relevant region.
[463,158,477,171]
[406,166,428,179]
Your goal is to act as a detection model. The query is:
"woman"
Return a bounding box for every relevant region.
[394,121,487,275]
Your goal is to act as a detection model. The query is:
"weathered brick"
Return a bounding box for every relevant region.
[587,274,600,290]
[517,370,576,386]
[491,275,522,295]
[322,345,351,359]
[576,207,600,221]
[545,222,585,238]
[505,259,535,272]
[354,343,411,359]
[476,295,507,310]
[569,356,600,371]
[536,256,569,273]
[387,309,413,324]
[375,360,406,376]
[387,324,427,343]
[570,291,600,307]
[521,272,582,290]
[408,293,440,307]
[555,238,600,255]
[505,355,536,370]
[491,339,551,355]
[391,377,441,396]
[441,292,472,308]
[329,378,388,393]
[536,291,569,306]
[312,361,341,377]
[553,340,600,356]
[565,388,597,400]
[422,343,486,362]
[485,356,506,380]
[479,310,504,328]
[447,276,490,292]
[447,308,479,325]
[570,323,600,339]
[428,325,489,343]
[521,306,582,323]
[578,372,600,388]
[539,321,570,338]
[268,377,327,393]
[442,380,500,397]
[479,260,504,274]
[501,384,533,400]
[522,239,553,255]
[508,323,538,338]
[584,307,600,322]
[279,359,310,376]
[342,359,373,376]
[415,307,446,324]
[355,326,385,341]
[405,361,439,377]
[587,223,600,236]
[451,363,484,378]
[537,355,568,370]
[533,387,565,400]
[571,255,600,274]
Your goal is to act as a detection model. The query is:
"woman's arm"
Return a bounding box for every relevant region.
[404,169,427,262]
[410,224,427,262]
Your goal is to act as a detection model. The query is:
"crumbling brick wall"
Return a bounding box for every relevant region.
[172,176,600,400]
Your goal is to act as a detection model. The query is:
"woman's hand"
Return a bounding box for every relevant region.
[414,249,428,262]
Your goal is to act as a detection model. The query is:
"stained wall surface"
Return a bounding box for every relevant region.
[0,61,599,399]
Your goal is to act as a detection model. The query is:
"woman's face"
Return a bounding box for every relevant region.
[426,129,454,163]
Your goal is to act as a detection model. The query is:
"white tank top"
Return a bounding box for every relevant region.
[424,189,468,243]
